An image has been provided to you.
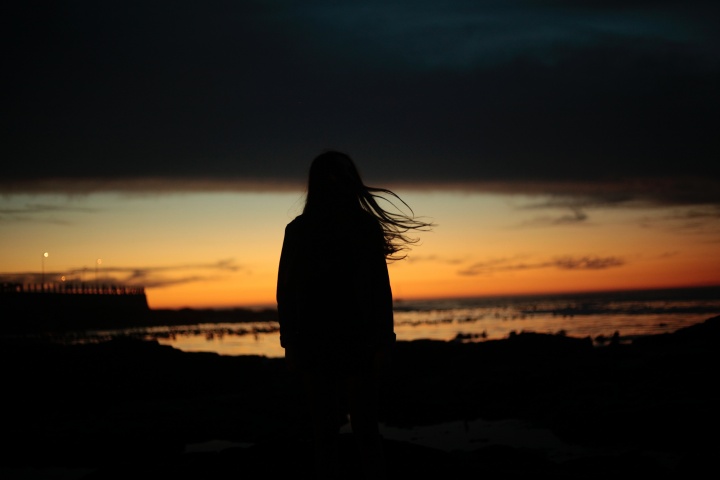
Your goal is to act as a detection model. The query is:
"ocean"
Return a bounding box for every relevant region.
[127,286,720,358]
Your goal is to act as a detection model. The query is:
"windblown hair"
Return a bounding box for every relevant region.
[303,150,434,261]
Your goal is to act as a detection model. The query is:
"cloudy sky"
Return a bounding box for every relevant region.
[2,1,719,308]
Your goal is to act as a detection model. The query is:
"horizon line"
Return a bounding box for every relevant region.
[151,283,720,311]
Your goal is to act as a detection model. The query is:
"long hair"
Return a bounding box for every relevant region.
[303,150,434,261]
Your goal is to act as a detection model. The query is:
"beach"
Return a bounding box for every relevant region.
[2,315,719,479]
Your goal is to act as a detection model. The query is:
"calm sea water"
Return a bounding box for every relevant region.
[125,286,720,358]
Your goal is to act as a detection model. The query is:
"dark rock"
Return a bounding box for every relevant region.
[2,316,719,478]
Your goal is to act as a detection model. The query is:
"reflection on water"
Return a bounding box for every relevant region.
[145,287,720,357]
[26,287,720,358]
[142,312,716,358]
[148,322,285,358]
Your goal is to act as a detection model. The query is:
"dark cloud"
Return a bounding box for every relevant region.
[0,204,90,214]
[553,255,625,270]
[638,205,720,235]
[0,258,241,288]
[0,203,99,224]
[458,254,625,275]
[4,1,719,204]
[515,206,589,227]
[405,254,466,265]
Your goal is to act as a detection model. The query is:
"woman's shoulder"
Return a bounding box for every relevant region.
[283,215,307,237]
[286,214,308,227]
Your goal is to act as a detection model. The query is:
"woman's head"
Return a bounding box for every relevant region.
[305,150,364,213]
[303,150,435,260]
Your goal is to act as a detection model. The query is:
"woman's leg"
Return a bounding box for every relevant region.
[346,370,386,479]
[302,370,342,479]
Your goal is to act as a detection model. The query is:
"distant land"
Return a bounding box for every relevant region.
[148,307,279,327]
[1,282,279,334]
[3,282,718,335]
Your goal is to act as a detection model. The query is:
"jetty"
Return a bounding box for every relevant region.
[1,282,151,333]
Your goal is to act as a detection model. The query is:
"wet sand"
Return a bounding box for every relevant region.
[2,315,719,479]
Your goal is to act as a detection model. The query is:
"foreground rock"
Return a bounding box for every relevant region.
[2,316,718,478]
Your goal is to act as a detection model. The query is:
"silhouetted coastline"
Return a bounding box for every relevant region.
[148,306,279,326]
[1,282,278,335]
[1,282,151,333]
[2,315,718,479]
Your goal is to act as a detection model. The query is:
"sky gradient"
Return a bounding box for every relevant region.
[3,1,719,309]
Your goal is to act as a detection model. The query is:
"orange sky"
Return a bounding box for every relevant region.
[3,3,718,310]
[2,188,718,309]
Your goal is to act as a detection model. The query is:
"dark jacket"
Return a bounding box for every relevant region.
[276,210,395,364]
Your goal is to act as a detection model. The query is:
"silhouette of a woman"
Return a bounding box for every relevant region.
[276,150,433,479]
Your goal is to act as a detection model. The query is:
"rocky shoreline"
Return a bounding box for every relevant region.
[2,315,718,478]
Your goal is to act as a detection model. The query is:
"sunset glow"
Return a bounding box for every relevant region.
[2,188,718,310]
[3,2,718,310]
